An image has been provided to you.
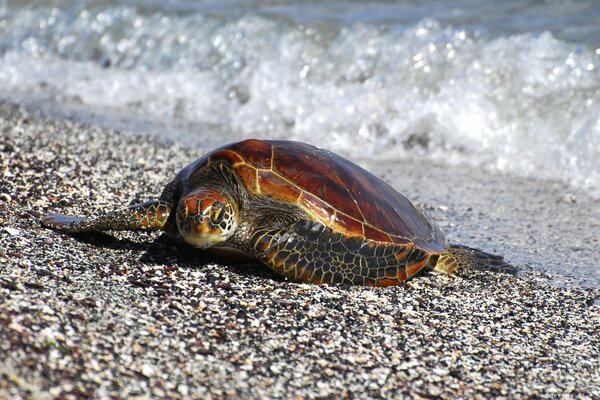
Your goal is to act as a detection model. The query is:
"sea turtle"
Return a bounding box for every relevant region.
[42,139,515,286]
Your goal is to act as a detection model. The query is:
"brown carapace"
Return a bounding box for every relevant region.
[42,139,516,286]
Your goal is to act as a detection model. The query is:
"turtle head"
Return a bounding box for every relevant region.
[176,189,238,249]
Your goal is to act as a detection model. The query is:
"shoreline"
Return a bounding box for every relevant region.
[4,97,600,289]
[1,101,599,398]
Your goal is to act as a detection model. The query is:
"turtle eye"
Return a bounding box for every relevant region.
[210,202,225,224]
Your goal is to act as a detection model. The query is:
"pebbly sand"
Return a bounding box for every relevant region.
[1,101,599,399]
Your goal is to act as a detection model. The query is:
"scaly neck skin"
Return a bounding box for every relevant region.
[222,192,310,256]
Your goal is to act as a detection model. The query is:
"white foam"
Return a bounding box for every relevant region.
[0,5,599,195]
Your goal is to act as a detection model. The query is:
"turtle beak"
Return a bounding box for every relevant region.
[176,190,237,249]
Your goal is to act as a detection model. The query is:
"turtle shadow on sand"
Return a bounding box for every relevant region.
[49,229,511,288]
[63,230,277,281]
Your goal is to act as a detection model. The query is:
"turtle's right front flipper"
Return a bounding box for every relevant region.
[42,200,172,233]
[251,220,430,286]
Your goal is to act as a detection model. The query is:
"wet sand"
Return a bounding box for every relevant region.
[1,101,599,399]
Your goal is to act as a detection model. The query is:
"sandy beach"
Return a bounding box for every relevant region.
[1,101,599,399]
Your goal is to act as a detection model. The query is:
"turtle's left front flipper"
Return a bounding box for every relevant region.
[42,200,172,233]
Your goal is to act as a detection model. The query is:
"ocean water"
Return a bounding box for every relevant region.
[1,0,599,195]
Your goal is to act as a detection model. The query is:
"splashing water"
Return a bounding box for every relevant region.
[1,0,599,195]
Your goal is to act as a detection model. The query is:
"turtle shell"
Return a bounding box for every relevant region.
[178,139,447,253]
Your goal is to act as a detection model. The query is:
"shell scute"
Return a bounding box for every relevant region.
[257,170,302,203]
[298,192,336,225]
[234,163,258,193]
[363,225,392,243]
[272,144,362,218]
[227,139,272,169]
[331,213,364,238]
[390,235,412,246]
[317,150,421,239]
[209,149,245,166]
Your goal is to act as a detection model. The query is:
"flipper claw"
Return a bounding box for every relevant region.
[42,214,87,231]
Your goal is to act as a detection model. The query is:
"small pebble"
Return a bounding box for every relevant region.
[141,364,155,378]
[3,227,20,236]
[178,384,189,396]
[563,193,577,204]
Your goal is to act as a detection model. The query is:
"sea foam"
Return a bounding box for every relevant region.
[1,2,598,195]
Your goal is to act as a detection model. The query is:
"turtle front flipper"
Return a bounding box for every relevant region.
[42,200,172,233]
[251,220,431,286]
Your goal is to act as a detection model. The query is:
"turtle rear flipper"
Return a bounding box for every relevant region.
[433,244,518,275]
[42,200,172,233]
[251,220,431,286]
